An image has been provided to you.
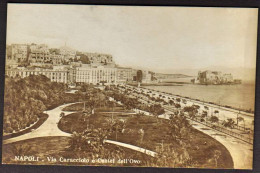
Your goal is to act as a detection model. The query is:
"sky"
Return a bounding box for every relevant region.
[6,4,258,76]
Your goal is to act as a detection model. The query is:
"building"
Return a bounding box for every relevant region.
[142,70,152,83]
[29,44,49,54]
[29,52,51,64]
[76,65,117,85]
[194,70,234,84]
[50,53,64,65]
[6,67,68,83]
[117,67,133,83]
[222,73,233,83]
[59,46,76,61]
[11,44,28,63]
[81,52,114,64]
[5,43,138,85]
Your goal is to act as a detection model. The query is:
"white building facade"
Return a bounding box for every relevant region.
[76,65,117,85]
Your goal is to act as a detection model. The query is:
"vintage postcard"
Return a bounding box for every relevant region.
[2,4,258,169]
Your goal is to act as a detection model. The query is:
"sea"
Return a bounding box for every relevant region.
[143,78,256,111]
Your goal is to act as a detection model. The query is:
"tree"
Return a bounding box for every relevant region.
[201,110,208,122]
[175,103,181,109]
[169,99,174,105]
[138,128,145,144]
[149,104,165,122]
[237,116,245,130]
[214,150,221,167]
[136,113,144,125]
[168,114,191,143]
[183,106,199,119]
[204,106,209,111]
[86,91,105,114]
[222,118,235,129]
[210,116,219,124]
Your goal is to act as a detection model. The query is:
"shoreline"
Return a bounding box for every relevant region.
[136,85,254,116]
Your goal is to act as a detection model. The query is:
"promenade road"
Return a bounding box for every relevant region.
[126,85,254,129]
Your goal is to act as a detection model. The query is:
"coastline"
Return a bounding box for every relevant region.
[137,84,254,116]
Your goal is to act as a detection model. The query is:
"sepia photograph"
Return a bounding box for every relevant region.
[2,3,258,169]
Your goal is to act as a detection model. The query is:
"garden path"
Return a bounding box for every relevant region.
[3,102,157,157]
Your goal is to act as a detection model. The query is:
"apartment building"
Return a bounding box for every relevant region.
[76,65,117,85]
[11,44,28,63]
[6,68,68,83]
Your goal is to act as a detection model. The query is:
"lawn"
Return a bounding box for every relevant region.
[62,102,133,113]
[2,136,151,167]
[58,104,234,169]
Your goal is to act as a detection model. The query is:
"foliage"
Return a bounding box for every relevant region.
[210,116,219,124]
[183,105,199,119]
[11,144,34,156]
[168,114,192,143]
[146,144,195,168]
[68,129,129,160]
[222,118,235,129]
[4,75,85,134]
[149,104,165,119]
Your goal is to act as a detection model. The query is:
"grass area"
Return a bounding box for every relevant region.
[2,136,151,166]
[62,102,133,113]
[3,113,49,140]
[58,106,234,169]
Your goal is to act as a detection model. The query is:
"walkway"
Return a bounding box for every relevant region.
[105,140,156,157]
[3,103,77,144]
[3,102,157,158]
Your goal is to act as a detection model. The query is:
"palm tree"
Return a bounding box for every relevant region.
[237,116,245,130]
